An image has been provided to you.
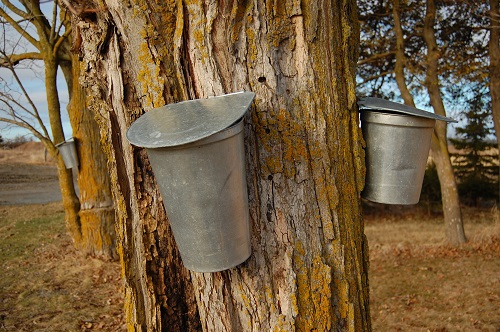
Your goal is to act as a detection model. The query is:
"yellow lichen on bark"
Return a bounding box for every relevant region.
[137,26,166,108]
[293,241,333,331]
[254,105,310,179]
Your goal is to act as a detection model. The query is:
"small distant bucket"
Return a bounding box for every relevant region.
[55,138,79,169]
[358,98,456,205]
[126,92,255,272]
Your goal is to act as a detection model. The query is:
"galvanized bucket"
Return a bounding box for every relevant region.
[55,138,79,169]
[358,98,456,205]
[126,92,255,272]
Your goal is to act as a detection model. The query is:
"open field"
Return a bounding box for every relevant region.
[0,203,125,331]
[0,202,497,331]
[365,207,500,331]
[0,144,124,331]
[0,143,498,330]
[0,142,61,205]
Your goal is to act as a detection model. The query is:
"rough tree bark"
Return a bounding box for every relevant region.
[78,0,369,330]
[65,53,117,259]
[423,0,467,245]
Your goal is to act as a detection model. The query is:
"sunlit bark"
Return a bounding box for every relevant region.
[79,0,370,330]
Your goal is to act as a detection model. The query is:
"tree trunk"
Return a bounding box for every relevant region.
[45,57,82,245]
[489,0,500,200]
[423,0,466,245]
[66,53,117,259]
[78,0,369,330]
[393,0,415,108]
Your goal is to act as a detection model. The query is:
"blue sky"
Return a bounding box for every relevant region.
[0,0,72,141]
[0,66,71,140]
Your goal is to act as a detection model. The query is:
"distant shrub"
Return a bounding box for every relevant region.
[0,135,34,149]
[458,174,498,207]
[443,102,499,206]
[419,162,443,213]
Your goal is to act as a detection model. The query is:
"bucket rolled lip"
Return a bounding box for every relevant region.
[126,91,255,149]
[55,137,75,147]
[358,97,457,123]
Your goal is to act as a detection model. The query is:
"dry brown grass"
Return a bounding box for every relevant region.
[0,202,125,331]
[1,197,498,331]
[0,142,54,164]
[366,206,500,331]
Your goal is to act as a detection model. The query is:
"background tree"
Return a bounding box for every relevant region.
[356,0,491,244]
[450,102,498,205]
[76,0,369,330]
[0,0,116,258]
[489,0,500,198]
[424,0,467,244]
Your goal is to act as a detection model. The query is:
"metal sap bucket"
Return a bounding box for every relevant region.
[126,92,255,272]
[55,138,79,169]
[358,98,456,205]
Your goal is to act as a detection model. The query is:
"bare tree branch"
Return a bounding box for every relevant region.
[0,51,43,66]
[23,0,53,46]
[53,26,71,59]
[0,6,39,48]
[357,51,395,66]
[357,70,395,85]
[1,0,30,20]
[50,0,58,43]
[0,114,49,142]
[0,50,50,139]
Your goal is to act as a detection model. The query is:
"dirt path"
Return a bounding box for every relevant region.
[0,162,61,205]
[0,142,63,205]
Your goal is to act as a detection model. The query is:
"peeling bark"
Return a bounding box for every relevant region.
[78,0,369,330]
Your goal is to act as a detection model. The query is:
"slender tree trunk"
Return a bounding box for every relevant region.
[45,57,82,245]
[393,0,415,107]
[489,0,500,200]
[78,0,369,330]
[423,0,466,245]
[66,53,117,259]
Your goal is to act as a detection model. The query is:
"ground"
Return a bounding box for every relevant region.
[0,143,125,331]
[0,143,498,331]
[365,208,500,331]
[0,142,61,205]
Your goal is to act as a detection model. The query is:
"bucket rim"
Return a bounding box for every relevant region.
[126,91,255,149]
[55,137,76,148]
[360,109,436,127]
[358,97,456,123]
